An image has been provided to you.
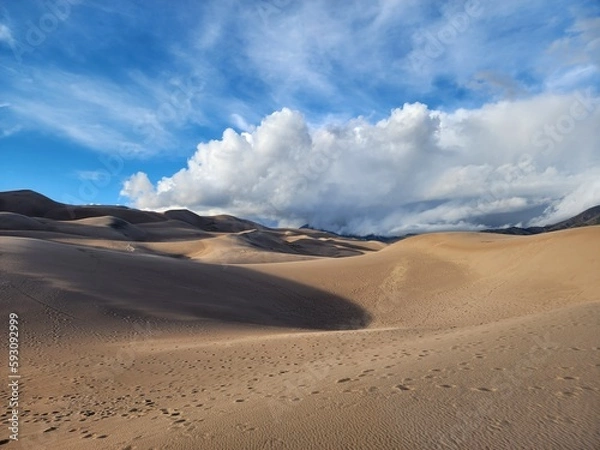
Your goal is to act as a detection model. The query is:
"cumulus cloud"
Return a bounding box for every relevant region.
[122,92,600,235]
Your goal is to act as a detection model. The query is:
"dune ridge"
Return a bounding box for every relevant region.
[0,190,384,262]
[0,191,598,449]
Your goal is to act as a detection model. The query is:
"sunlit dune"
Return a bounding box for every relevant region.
[0,191,599,449]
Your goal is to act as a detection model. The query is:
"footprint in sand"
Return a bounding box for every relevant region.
[556,390,578,397]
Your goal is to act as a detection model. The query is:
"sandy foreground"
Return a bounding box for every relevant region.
[0,215,599,449]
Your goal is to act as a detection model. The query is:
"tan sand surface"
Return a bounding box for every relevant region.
[0,202,598,449]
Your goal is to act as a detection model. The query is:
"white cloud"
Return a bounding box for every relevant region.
[1,125,22,138]
[530,173,600,225]
[2,2,596,159]
[0,24,14,46]
[236,0,420,109]
[122,92,600,235]
[1,67,206,156]
[544,14,600,91]
[75,170,111,182]
[230,113,253,133]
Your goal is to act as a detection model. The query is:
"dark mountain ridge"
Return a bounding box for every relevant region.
[481,205,600,236]
[1,190,598,240]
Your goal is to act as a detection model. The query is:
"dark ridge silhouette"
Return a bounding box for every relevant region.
[0,190,379,258]
[302,205,600,240]
[0,189,63,217]
[0,189,165,223]
[483,205,600,235]
[297,224,406,243]
[546,205,600,231]
[1,189,598,240]
[45,205,167,223]
[0,189,263,231]
[164,209,264,232]
[300,224,409,243]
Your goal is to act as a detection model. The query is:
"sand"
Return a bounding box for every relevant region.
[0,193,598,449]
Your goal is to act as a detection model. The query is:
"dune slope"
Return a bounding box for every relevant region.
[0,223,598,449]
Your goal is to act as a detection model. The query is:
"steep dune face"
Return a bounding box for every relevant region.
[0,237,371,334]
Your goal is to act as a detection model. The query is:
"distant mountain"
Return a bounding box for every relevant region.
[164,209,263,233]
[0,189,264,232]
[0,190,380,259]
[299,224,407,243]
[301,205,600,241]
[0,189,165,223]
[1,190,598,239]
[545,205,600,231]
[0,189,64,218]
[482,205,600,236]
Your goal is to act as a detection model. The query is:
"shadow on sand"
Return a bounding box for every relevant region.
[2,239,371,331]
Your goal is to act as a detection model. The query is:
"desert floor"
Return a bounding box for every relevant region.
[0,213,598,449]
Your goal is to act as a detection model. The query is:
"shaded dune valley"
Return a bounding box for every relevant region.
[0,190,599,449]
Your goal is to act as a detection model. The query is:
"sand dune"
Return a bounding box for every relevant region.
[0,192,598,449]
[0,190,382,261]
[0,212,47,231]
[164,209,265,233]
[251,228,600,328]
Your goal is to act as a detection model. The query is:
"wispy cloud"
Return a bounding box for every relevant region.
[543,13,600,92]
[75,170,110,182]
[2,68,204,156]
[235,1,418,112]
[1,125,21,138]
[0,24,14,46]
[1,1,597,155]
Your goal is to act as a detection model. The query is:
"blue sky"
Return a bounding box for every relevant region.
[1,0,599,234]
